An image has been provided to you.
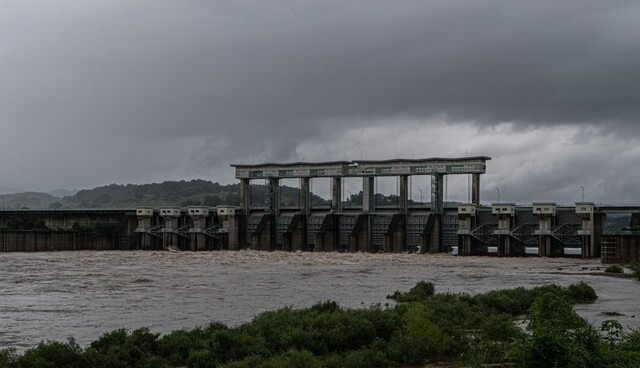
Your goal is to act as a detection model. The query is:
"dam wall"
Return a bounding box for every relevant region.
[2,158,639,263]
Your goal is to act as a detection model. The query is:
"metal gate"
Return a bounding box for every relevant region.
[442,215,459,247]
[407,215,430,248]
[275,216,294,247]
[246,215,263,245]
[371,215,393,249]
[306,216,325,246]
[339,216,358,246]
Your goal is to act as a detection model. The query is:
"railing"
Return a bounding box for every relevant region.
[470,223,498,244]
[551,223,581,245]
[134,225,163,238]
[511,223,539,245]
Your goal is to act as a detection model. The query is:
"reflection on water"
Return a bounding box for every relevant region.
[1,251,638,350]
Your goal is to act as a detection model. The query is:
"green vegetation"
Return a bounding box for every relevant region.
[630,262,640,281]
[386,280,435,302]
[1,282,639,367]
[0,179,421,209]
[0,216,48,231]
[605,264,624,274]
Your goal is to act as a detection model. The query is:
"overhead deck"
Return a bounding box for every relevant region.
[231,156,490,179]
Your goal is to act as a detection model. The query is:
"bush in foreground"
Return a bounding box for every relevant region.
[630,262,640,281]
[605,264,624,274]
[1,281,637,368]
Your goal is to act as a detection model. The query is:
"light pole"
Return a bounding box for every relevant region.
[580,186,584,202]
[496,187,500,203]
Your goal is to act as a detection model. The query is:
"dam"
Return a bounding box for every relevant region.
[1,156,639,264]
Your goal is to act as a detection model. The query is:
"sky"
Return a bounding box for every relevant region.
[1,0,639,204]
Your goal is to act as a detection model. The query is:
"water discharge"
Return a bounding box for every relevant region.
[1,251,639,350]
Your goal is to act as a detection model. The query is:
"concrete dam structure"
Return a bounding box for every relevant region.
[1,156,639,263]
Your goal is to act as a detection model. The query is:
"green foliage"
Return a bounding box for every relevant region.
[605,264,624,274]
[387,281,435,303]
[630,262,640,281]
[0,349,17,367]
[16,338,87,368]
[566,281,598,303]
[509,292,602,368]
[3,282,639,368]
[2,216,48,230]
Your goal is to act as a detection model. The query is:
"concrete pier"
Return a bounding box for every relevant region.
[493,203,516,257]
[534,203,559,257]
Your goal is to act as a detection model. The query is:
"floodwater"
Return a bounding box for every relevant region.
[1,251,639,350]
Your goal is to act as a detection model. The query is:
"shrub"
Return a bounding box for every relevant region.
[0,349,16,366]
[605,264,624,274]
[509,292,602,368]
[342,348,388,368]
[630,262,640,281]
[17,339,87,368]
[6,281,638,368]
[566,281,598,303]
[387,281,435,303]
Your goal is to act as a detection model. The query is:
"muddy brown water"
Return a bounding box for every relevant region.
[1,251,639,351]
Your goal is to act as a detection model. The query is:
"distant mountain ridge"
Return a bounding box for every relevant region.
[0,185,26,195]
[47,189,78,197]
[0,179,407,209]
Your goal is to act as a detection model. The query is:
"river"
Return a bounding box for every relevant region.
[1,251,638,350]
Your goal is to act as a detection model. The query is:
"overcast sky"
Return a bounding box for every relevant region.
[1,0,639,204]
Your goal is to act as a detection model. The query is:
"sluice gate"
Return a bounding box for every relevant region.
[2,156,640,263]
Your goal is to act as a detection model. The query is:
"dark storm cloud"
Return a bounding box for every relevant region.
[0,0,638,196]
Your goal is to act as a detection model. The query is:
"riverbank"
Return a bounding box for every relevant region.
[2,281,639,367]
[1,251,639,351]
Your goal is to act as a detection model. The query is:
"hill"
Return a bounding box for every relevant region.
[0,192,61,210]
[0,179,416,209]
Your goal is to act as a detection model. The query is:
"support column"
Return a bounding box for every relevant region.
[300,178,311,216]
[471,174,481,205]
[493,203,516,257]
[399,175,409,215]
[265,178,280,217]
[576,202,595,258]
[240,179,251,214]
[431,174,444,214]
[331,177,342,212]
[457,204,477,255]
[363,176,375,213]
[429,174,444,252]
[533,203,558,257]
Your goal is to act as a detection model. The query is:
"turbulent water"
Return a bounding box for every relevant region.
[1,251,639,350]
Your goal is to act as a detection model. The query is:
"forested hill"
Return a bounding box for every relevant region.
[62,180,329,209]
[1,179,405,209]
[68,180,241,208]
